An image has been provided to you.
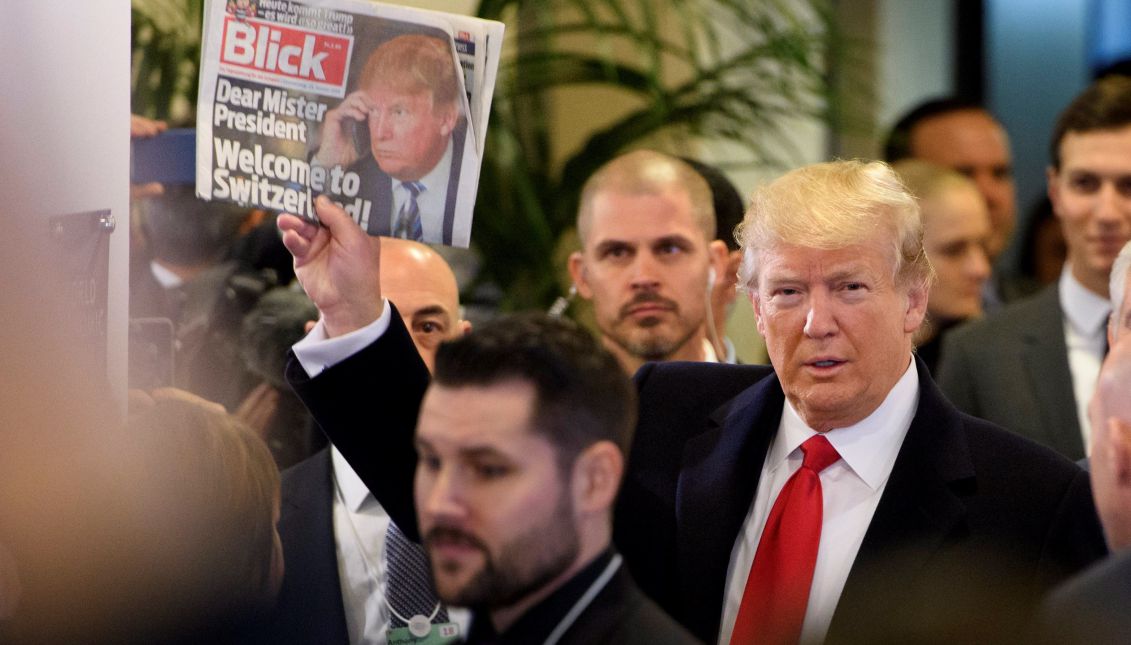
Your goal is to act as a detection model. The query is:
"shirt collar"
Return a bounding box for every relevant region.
[331,446,373,512]
[1059,266,1111,340]
[150,260,183,290]
[702,338,719,363]
[771,357,919,490]
[465,550,616,644]
[397,136,454,198]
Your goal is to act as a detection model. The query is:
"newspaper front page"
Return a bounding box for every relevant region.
[196,0,504,247]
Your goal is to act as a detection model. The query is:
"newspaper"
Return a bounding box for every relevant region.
[196,0,504,247]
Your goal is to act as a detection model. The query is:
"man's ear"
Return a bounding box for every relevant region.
[1046,165,1063,219]
[903,279,930,334]
[439,104,460,137]
[1110,418,1131,486]
[457,319,472,336]
[568,251,594,300]
[708,239,730,271]
[749,290,766,337]
[571,441,623,515]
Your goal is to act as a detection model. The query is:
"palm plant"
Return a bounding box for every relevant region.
[130,0,837,310]
[471,0,835,309]
[132,0,204,123]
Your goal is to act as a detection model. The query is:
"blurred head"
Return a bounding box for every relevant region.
[359,34,461,182]
[1088,338,1131,551]
[139,185,247,268]
[568,150,728,373]
[1018,198,1068,287]
[414,315,633,618]
[380,238,470,370]
[681,157,748,352]
[894,160,992,322]
[738,160,930,432]
[886,99,1015,259]
[1047,76,1131,298]
[1109,241,1131,345]
[129,394,282,614]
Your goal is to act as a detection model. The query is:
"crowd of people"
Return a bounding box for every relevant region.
[4,51,1131,645]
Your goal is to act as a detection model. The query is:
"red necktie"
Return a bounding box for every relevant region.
[730,434,842,645]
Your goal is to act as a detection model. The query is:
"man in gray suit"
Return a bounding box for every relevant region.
[937,76,1131,460]
[1041,245,1131,642]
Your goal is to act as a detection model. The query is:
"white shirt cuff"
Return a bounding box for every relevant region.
[292,300,392,377]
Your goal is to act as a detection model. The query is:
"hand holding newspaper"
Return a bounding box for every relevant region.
[196,0,504,248]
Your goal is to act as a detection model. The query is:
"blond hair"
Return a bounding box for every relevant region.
[737,159,931,291]
[360,34,460,110]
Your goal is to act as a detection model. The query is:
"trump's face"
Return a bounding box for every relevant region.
[365,82,457,182]
[752,235,927,432]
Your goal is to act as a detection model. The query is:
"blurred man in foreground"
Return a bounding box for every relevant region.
[279,199,697,643]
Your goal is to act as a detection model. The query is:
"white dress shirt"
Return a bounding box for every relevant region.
[149,261,184,289]
[332,448,393,645]
[389,139,453,242]
[296,307,469,644]
[718,359,920,645]
[1059,268,1111,455]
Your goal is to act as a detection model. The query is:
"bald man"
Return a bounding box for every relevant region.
[268,238,469,645]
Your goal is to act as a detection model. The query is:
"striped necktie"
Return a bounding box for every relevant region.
[394,181,425,241]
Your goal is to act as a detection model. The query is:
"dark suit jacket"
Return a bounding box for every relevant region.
[465,553,700,645]
[622,357,1104,643]
[349,119,467,245]
[552,565,699,645]
[266,448,350,645]
[936,283,1085,460]
[1040,549,1131,645]
[286,312,1105,644]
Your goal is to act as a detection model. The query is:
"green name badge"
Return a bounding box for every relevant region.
[388,621,460,645]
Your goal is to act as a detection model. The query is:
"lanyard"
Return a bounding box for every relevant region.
[542,554,623,645]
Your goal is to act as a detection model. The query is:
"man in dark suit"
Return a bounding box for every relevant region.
[279,199,697,644]
[938,76,1131,461]
[314,33,470,246]
[1042,271,1131,643]
[280,156,1104,644]
[269,238,470,644]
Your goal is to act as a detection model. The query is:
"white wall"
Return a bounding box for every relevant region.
[876,0,955,133]
[0,3,131,409]
[987,0,1090,259]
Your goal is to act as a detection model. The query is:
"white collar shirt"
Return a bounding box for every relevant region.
[390,138,453,242]
[331,447,392,645]
[718,358,920,644]
[1059,267,1111,455]
[150,260,183,289]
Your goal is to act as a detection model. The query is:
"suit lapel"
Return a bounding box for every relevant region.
[277,448,350,644]
[826,359,972,641]
[1018,286,1083,457]
[675,374,782,641]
